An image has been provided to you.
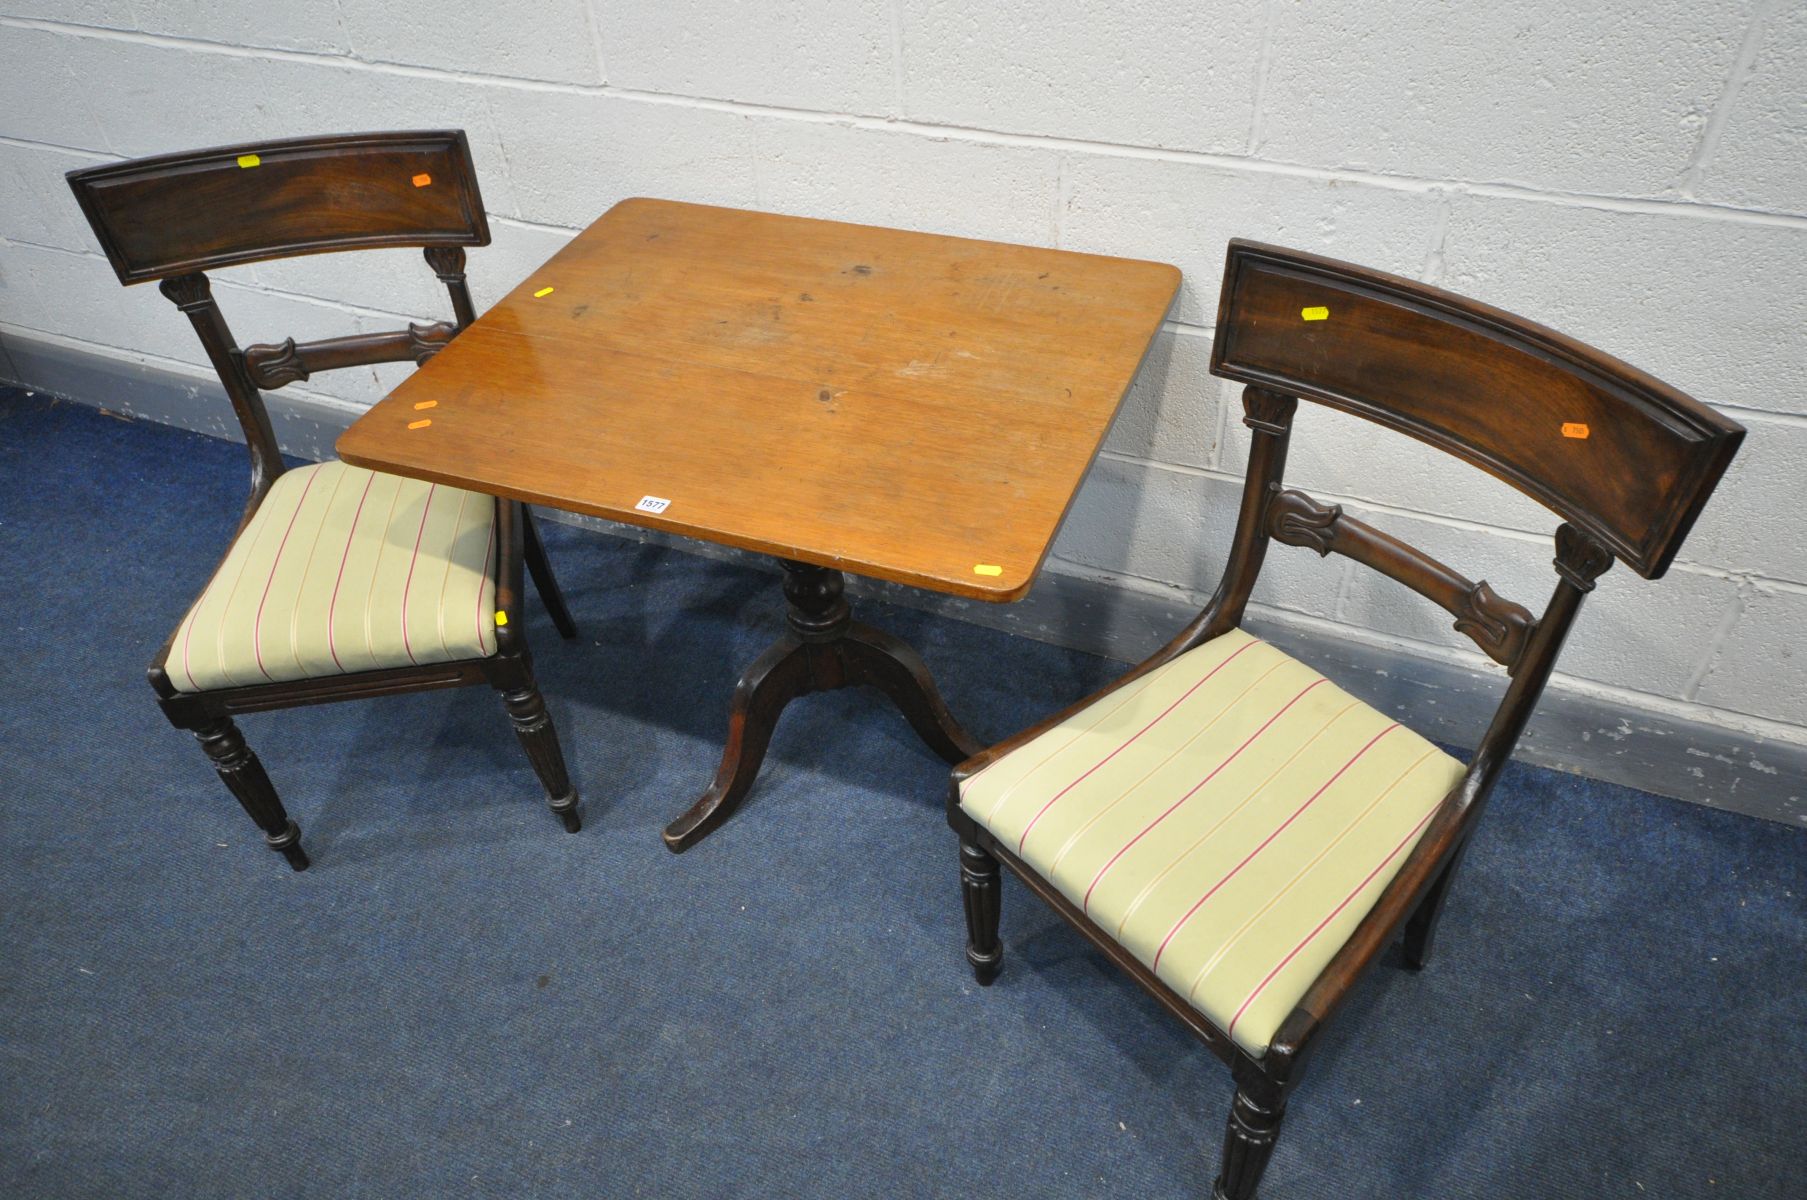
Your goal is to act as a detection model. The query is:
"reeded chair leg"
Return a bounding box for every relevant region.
[192,717,308,871]
[522,506,578,640]
[499,681,581,833]
[959,839,1003,985]
[1213,1086,1288,1200]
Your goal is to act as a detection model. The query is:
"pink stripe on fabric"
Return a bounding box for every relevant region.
[474,505,497,656]
[286,465,351,675]
[433,489,471,659]
[180,626,198,690]
[1227,801,1440,1043]
[250,468,322,682]
[1082,678,1330,912]
[179,582,215,690]
[1150,723,1401,972]
[326,472,377,673]
[1015,638,1263,854]
[399,484,438,666]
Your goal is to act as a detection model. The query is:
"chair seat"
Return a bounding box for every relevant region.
[166,460,499,693]
[959,628,1466,1055]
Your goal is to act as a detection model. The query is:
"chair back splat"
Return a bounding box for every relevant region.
[67,131,489,512]
[947,238,1743,1199]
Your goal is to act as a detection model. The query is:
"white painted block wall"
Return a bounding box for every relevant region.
[1,2,1803,746]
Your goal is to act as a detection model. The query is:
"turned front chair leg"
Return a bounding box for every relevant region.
[959,839,1003,985]
[498,682,581,833]
[1214,1085,1288,1200]
[192,717,308,871]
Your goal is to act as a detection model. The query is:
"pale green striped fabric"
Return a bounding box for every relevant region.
[167,460,498,693]
[960,628,1466,1055]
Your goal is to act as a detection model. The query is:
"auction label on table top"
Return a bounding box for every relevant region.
[635,495,671,514]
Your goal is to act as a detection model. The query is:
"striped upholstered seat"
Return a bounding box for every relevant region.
[168,460,499,693]
[959,628,1466,1055]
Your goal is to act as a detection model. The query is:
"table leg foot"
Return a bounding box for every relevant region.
[662,632,813,853]
[839,621,983,764]
[662,560,981,853]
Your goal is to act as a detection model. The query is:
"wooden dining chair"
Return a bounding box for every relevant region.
[67,131,584,871]
[947,240,1744,1197]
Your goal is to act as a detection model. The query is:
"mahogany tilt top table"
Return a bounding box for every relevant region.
[338,198,1180,850]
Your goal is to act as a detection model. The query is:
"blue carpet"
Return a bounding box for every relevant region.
[1,385,1803,1199]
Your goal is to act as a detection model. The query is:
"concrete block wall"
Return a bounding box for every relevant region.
[2,3,1803,750]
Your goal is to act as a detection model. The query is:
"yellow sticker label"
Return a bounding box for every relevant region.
[533,286,555,298]
[412,400,438,410]
[407,418,432,430]
[237,154,261,169]
[973,564,1004,577]
[411,173,432,188]
[1301,306,1329,321]
[1562,422,1590,439]
[494,610,508,627]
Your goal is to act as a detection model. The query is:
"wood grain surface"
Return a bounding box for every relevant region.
[337,199,1180,600]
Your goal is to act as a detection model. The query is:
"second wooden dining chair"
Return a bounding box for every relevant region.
[67,130,583,871]
[947,240,1743,1196]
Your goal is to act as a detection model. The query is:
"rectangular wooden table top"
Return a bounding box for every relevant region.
[337,199,1179,601]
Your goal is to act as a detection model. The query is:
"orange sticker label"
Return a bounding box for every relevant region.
[1301,305,1329,321]
[533,286,555,298]
[412,400,438,410]
[407,419,432,430]
[236,154,261,169]
[973,564,1004,577]
[412,173,432,187]
[1561,422,1590,439]
[494,610,508,627]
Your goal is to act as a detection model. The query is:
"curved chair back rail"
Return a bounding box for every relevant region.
[66,131,490,506]
[948,238,1745,1199]
[65,129,489,284]
[1211,239,1742,579]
